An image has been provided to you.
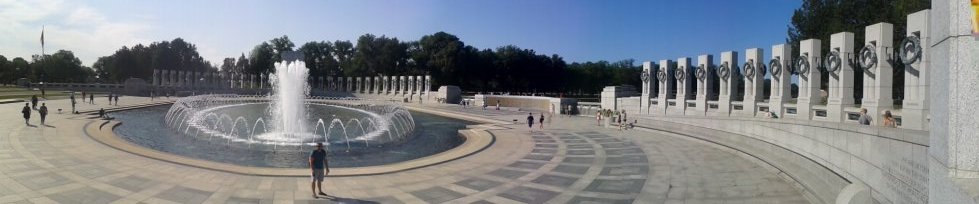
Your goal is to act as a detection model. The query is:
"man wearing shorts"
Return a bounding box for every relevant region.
[309,143,330,198]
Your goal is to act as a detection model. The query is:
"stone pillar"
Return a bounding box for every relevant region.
[380,76,387,94]
[359,77,364,93]
[410,76,417,96]
[797,39,822,120]
[346,77,353,92]
[425,75,432,98]
[770,44,792,118]
[674,58,691,115]
[928,1,979,202]
[194,72,200,88]
[152,70,159,86]
[641,62,654,114]
[901,10,930,130]
[398,76,408,95]
[695,55,713,116]
[828,32,857,122]
[178,71,185,88]
[718,51,738,116]
[161,70,168,87]
[860,22,894,125]
[657,60,674,114]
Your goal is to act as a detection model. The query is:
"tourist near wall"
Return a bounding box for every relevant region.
[605,4,979,203]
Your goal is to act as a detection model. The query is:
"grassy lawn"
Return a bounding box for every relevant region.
[0,86,83,100]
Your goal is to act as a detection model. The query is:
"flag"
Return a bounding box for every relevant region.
[40,26,45,47]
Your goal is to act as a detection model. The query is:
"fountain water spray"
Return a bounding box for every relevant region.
[268,61,310,138]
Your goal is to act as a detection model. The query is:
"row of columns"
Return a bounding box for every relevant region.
[150,71,432,96]
[314,75,432,96]
[638,10,930,130]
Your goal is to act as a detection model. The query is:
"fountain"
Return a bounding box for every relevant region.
[111,60,471,168]
[161,61,416,149]
[269,61,309,136]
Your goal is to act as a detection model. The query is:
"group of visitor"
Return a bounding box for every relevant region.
[857,108,897,128]
[595,109,633,130]
[21,100,48,126]
[105,93,121,105]
[525,112,547,131]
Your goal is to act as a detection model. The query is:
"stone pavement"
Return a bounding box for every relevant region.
[0,97,807,204]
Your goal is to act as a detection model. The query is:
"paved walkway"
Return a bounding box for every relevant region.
[0,97,806,204]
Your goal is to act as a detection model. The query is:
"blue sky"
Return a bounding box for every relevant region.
[0,0,800,67]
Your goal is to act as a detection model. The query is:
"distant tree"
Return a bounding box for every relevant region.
[220,57,236,73]
[248,42,275,74]
[93,38,214,83]
[332,40,354,76]
[299,41,339,78]
[349,34,408,76]
[269,35,295,62]
[30,50,92,83]
[0,55,11,84]
[235,54,249,74]
[11,57,30,81]
[411,32,465,86]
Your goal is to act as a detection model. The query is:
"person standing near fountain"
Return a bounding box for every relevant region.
[22,103,31,125]
[309,142,330,198]
[527,113,535,131]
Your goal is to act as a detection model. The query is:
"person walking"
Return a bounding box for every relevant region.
[858,108,873,125]
[89,93,94,104]
[538,113,545,129]
[114,94,119,106]
[617,112,623,131]
[107,93,113,105]
[31,95,38,110]
[882,110,897,128]
[70,94,77,113]
[309,143,330,199]
[39,103,48,125]
[82,92,86,103]
[596,110,602,126]
[527,113,535,131]
[22,103,31,125]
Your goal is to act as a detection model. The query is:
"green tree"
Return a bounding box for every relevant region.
[349,34,408,76]
[332,40,354,76]
[0,55,12,84]
[269,35,295,62]
[235,54,249,74]
[30,50,92,83]
[220,57,236,73]
[248,42,275,74]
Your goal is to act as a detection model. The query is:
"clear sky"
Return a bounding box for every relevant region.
[0,0,801,67]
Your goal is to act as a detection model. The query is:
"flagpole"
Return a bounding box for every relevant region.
[40,26,45,56]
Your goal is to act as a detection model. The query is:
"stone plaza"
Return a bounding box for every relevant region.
[1,1,978,204]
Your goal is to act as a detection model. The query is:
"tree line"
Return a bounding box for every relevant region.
[0,51,94,84]
[221,32,639,94]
